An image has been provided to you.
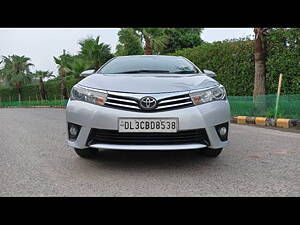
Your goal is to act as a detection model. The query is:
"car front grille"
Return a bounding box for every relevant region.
[105,91,194,112]
[105,93,140,110]
[86,128,210,146]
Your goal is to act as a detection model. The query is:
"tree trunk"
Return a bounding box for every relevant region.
[144,37,153,55]
[39,77,47,100]
[253,28,267,115]
[60,69,68,100]
[16,82,22,102]
[62,82,68,100]
[253,28,266,96]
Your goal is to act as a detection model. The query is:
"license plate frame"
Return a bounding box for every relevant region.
[118,118,179,133]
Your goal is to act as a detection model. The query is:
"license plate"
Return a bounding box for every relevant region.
[118,118,178,133]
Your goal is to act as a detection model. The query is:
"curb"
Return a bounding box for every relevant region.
[231,116,300,129]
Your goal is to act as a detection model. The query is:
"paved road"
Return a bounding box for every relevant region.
[0,108,299,196]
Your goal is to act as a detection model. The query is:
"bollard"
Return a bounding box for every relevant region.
[276,119,290,128]
[237,116,247,124]
[255,117,267,126]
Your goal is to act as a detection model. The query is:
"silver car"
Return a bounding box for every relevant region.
[66,55,231,158]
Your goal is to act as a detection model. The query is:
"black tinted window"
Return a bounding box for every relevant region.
[98,56,199,74]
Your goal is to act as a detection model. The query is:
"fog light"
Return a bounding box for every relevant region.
[70,126,78,136]
[219,127,227,136]
[215,122,229,142]
[68,123,81,141]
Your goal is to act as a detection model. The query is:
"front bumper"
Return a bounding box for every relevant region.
[66,100,231,150]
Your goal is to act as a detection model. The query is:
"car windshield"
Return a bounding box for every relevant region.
[98,56,200,74]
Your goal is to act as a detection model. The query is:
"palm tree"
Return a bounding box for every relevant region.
[54,50,72,99]
[160,28,204,54]
[33,70,54,100]
[115,28,144,56]
[134,28,169,55]
[78,36,114,70]
[68,55,91,79]
[0,55,33,101]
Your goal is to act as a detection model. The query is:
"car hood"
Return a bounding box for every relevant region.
[78,73,220,94]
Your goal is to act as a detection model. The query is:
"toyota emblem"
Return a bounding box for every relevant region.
[139,96,157,111]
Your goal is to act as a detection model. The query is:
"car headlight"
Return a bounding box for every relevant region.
[70,85,107,106]
[189,85,226,105]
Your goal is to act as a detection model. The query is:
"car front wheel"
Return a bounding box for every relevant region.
[74,148,98,159]
[201,148,223,157]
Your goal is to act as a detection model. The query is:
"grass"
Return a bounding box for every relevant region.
[0,99,68,107]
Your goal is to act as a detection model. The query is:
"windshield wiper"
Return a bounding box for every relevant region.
[172,70,197,74]
[107,70,197,74]
[113,70,171,74]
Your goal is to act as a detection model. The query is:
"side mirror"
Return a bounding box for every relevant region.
[80,69,95,78]
[203,69,216,78]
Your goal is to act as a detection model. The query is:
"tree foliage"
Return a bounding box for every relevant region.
[33,70,54,100]
[53,36,114,78]
[53,36,114,99]
[265,28,300,94]
[53,50,72,99]
[78,36,114,70]
[115,28,203,55]
[54,51,91,78]
[161,28,203,54]
[115,28,144,56]
[121,28,169,55]
[53,50,73,77]
[133,28,169,55]
[0,55,33,101]
[0,55,33,84]
[67,55,91,78]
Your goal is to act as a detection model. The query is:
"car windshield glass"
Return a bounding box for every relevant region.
[98,56,199,74]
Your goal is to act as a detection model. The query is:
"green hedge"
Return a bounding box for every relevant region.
[0,78,80,102]
[172,29,300,96]
[0,99,67,107]
[265,29,300,94]
[172,40,255,96]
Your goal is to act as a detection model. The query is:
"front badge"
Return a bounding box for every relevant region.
[139,96,157,111]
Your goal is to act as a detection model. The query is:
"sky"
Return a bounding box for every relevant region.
[0,28,253,75]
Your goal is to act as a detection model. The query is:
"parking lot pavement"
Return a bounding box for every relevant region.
[0,108,299,196]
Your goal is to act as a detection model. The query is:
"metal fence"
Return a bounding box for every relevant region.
[228,94,300,119]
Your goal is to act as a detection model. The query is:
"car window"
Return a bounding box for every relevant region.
[98,56,200,74]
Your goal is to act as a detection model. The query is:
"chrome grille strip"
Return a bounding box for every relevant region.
[156,101,193,110]
[159,96,191,104]
[105,101,140,110]
[106,96,138,105]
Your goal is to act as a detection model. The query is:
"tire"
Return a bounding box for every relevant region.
[74,148,98,159]
[201,148,223,157]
